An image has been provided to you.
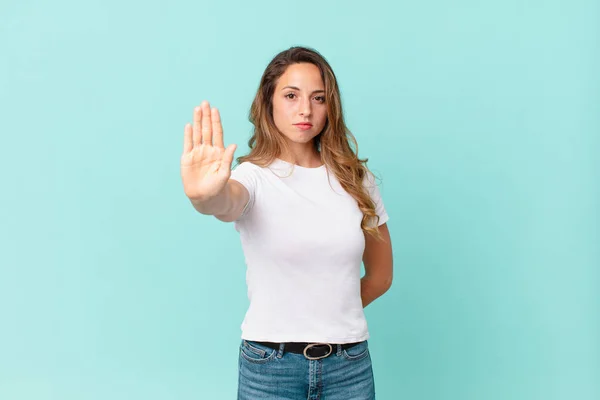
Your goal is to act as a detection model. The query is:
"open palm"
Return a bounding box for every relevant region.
[181,101,237,201]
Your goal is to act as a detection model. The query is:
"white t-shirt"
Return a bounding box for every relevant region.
[229,158,389,344]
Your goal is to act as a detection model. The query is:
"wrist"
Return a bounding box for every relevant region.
[188,184,230,215]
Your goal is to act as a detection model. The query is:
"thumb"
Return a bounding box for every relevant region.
[221,143,237,172]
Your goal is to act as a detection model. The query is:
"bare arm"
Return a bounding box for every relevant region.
[189,179,249,222]
[361,222,393,308]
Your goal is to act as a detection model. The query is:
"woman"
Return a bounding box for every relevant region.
[180,46,393,400]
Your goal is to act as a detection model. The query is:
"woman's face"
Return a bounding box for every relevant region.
[272,63,328,147]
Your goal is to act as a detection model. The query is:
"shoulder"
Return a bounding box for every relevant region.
[231,161,263,178]
[362,168,380,187]
[230,161,265,192]
[232,161,262,172]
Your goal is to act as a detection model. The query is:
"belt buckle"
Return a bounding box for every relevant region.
[303,343,333,360]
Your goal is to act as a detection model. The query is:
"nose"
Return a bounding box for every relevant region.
[298,96,312,117]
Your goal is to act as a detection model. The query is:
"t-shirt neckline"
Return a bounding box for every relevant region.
[274,158,326,170]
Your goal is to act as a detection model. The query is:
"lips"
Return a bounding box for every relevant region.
[294,123,313,131]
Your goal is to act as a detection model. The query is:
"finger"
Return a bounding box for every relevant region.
[201,100,212,146]
[212,107,224,149]
[183,123,193,153]
[220,143,237,173]
[192,105,202,146]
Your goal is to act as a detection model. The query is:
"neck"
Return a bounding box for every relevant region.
[278,141,322,168]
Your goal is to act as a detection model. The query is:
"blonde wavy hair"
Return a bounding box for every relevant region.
[236,46,384,241]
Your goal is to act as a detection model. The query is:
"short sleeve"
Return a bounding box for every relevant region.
[230,162,259,220]
[363,170,389,227]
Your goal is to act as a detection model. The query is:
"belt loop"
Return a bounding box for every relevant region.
[277,343,285,358]
[336,343,342,356]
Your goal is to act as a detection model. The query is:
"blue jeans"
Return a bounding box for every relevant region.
[237,339,375,399]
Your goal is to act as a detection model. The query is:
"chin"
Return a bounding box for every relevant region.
[287,131,320,143]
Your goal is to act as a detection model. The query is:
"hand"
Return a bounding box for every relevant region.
[180,100,237,202]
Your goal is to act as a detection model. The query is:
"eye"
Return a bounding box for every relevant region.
[285,93,296,99]
[314,96,326,103]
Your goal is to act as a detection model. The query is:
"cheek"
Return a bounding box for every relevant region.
[271,102,283,123]
[273,101,293,121]
[316,107,328,126]
[272,104,294,132]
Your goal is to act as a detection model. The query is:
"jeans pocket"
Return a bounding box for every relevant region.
[342,340,370,361]
[240,340,278,364]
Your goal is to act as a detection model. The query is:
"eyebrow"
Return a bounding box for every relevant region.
[281,86,325,94]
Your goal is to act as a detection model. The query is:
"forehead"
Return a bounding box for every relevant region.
[276,63,323,89]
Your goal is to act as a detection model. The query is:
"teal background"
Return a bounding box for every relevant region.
[1,0,598,399]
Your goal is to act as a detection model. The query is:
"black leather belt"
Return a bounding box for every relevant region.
[254,341,362,360]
